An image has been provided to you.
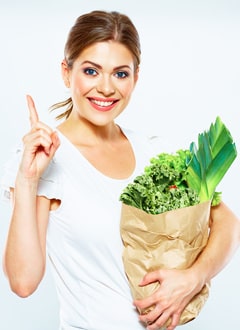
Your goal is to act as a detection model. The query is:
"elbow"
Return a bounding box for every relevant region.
[3,255,45,298]
[8,272,44,298]
[229,210,240,252]
[236,218,240,246]
[230,208,240,246]
[3,263,44,298]
[7,275,42,298]
[11,279,40,298]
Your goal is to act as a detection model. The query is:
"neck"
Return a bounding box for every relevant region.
[57,117,121,146]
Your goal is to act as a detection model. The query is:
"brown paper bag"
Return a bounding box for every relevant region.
[120,200,211,326]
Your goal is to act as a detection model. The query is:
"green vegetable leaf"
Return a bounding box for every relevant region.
[120,149,200,214]
[187,116,237,202]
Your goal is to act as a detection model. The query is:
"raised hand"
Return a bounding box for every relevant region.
[19,95,60,180]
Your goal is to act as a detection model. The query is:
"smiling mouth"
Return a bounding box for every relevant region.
[88,97,118,111]
[91,100,114,107]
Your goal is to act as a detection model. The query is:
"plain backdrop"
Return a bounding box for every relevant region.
[0,0,240,329]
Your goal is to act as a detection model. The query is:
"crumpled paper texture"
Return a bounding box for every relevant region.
[120,200,211,326]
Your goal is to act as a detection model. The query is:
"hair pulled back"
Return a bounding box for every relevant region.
[51,10,141,120]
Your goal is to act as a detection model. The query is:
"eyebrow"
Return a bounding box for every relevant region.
[81,60,132,71]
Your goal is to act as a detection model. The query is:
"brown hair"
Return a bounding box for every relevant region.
[50,10,141,120]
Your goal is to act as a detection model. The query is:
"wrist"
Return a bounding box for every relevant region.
[15,172,39,192]
[187,266,207,294]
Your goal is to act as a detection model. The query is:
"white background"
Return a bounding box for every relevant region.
[0,0,240,329]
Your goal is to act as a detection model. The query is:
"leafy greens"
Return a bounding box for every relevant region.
[120,117,237,214]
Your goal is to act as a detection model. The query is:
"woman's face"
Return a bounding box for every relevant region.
[62,41,138,127]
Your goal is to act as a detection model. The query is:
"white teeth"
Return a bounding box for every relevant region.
[91,99,113,107]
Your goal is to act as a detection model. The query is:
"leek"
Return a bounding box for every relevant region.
[187,116,237,203]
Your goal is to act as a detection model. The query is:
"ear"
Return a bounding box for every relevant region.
[134,66,140,85]
[61,59,70,88]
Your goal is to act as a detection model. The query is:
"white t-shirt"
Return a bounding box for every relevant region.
[1,127,169,330]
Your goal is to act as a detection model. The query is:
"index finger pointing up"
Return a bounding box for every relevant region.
[26,94,39,127]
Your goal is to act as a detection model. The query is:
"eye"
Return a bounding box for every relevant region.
[84,68,98,76]
[115,71,129,79]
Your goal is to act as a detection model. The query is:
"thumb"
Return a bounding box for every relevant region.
[139,270,163,286]
[49,131,61,156]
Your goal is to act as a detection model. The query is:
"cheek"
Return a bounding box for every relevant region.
[71,76,94,95]
[120,82,135,98]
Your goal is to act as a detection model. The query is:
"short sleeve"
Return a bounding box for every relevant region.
[38,158,62,200]
[0,143,23,202]
[0,143,62,202]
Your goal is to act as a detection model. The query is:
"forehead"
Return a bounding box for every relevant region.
[75,41,135,68]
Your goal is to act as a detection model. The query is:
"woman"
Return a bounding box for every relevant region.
[2,10,240,330]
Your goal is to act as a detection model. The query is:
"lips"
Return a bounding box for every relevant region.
[88,97,118,111]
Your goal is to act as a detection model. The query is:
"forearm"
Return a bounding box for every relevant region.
[190,201,240,287]
[4,174,46,297]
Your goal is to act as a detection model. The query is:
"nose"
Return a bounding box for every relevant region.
[96,74,115,96]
